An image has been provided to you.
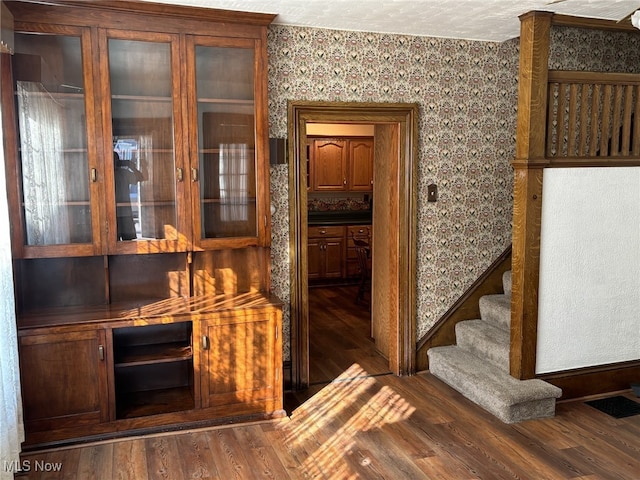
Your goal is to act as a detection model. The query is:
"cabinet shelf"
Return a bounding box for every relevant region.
[14,91,84,99]
[201,197,256,204]
[18,148,88,154]
[111,94,172,102]
[21,200,90,207]
[197,98,254,105]
[116,386,194,419]
[114,342,192,367]
[200,148,255,154]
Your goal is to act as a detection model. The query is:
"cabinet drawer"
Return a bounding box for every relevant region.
[347,225,371,239]
[308,225,345,238]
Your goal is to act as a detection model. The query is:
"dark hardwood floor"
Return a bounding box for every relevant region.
[285,285,390,411]
[17,286,640,479]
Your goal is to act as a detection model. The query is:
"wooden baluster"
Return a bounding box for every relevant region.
[589,84,601,156]
[621,84,633,156]
[610,85,623,156]
[599,85,612,156]
[567,83,578,156]
[555,83,566,156]
[578,83,589,157]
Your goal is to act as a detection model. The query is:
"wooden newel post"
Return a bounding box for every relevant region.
[510,11,552,380]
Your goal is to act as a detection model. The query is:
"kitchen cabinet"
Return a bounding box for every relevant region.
[308,225,345,280]
[348,139,374,191]
[309,139,347,191]
[309,137,373,192]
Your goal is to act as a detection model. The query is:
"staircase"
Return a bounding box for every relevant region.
[427,271,562,423]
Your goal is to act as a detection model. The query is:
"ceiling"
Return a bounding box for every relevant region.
[141,0,640,42]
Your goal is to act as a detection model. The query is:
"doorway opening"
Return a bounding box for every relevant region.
[288,101,419,392]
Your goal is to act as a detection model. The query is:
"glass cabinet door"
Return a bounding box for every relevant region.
[11,30,98,255]
[105,33,184,252]
[190,39,259,244]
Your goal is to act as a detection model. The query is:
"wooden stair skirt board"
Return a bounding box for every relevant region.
[426,271,562,423]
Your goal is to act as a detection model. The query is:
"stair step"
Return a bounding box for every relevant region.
[455,319,510,372]
[427,346,562,424]
[503,270,512,296]
[479,294,511,330]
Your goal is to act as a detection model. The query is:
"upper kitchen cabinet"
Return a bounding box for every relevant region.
[348,138,374,191]
[2,0,274,258]
[309,138,374,192]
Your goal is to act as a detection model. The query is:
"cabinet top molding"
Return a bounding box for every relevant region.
[6,0,277,28]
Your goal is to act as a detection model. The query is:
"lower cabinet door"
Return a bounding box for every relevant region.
[19,329,110,432]
[200,307,281,413]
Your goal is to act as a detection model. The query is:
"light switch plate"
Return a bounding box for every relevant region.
[427,183,438,202]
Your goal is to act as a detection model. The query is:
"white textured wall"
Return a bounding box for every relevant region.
[537,167,640,374]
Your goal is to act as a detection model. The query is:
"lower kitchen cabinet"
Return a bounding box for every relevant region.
[308,223,372,282]
[308,226,346,280]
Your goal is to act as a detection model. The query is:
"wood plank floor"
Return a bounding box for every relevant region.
[17,286,640,479]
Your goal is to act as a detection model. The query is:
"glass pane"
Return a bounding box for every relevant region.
[13,33,92,245]
[109,39,177,242]
[195,46,257,239]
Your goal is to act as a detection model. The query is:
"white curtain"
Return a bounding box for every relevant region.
[17,81,69,245]
[0,93,24,478]
[219,143,249,222]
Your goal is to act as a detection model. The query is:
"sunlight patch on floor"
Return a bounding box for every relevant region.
[281,363,415,477]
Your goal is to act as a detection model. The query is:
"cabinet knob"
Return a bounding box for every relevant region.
[320,229,326,234]
[192,168,199,182]
[343,179,347,185]
[176,167,184,182]
[91,168,97,183]
[98,345,104,361]
[202,335,210,350]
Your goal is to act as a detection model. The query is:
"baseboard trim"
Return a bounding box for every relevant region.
[540,360,640,400]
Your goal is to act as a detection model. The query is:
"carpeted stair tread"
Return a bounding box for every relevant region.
[479,294,511,331]
[427,345,562,423]
[455,319,510,372]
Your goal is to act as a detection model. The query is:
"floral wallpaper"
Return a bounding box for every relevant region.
[549,27,640,72]
[267,25,520,361]
[267,23,640,362]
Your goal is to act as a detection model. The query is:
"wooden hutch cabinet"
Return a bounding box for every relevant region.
[1,0,282,448]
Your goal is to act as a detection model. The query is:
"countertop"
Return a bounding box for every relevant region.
[307,210,372,225]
